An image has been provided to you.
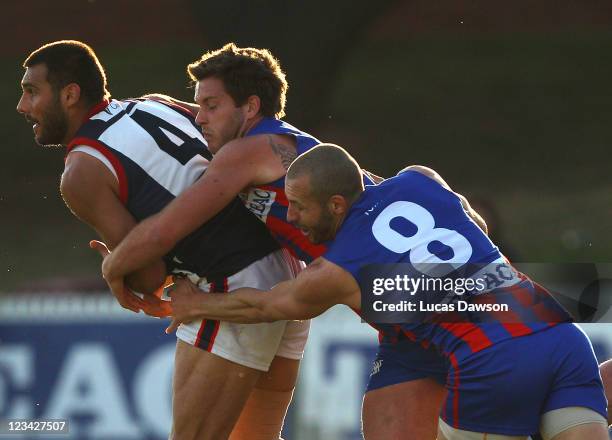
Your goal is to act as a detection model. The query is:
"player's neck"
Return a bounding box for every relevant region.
[62,104,91,146]
[239,115,264,138]
[336,194,360,228]
[331,212,348,238]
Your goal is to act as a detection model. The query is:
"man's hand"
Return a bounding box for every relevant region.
[90,240,144,313]
[165,277,201,334]
[90,240,173,317]
[168,257,360,328]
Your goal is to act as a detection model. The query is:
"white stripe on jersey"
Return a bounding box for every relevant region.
[70,145,118,181]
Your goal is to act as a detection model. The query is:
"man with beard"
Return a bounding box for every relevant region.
[164,144,608,440]
[16,40,309,440]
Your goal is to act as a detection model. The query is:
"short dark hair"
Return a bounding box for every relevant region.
[23,40,110,105]
[187,43,287,118]
[287,143,364,204]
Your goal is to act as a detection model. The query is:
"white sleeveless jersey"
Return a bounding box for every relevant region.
[67,98,279,279]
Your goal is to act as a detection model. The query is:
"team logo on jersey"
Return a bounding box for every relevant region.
[240,188,276,222]
[370,359,383,376]
[365,202,380,216]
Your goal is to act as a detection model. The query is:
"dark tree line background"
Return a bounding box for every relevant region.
[1,0,611,291]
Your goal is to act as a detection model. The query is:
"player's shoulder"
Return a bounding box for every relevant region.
[248,117,299,136]
[343,169,445,227]
[219,132,296,164]
[381,165,449,194]
[247,117,317,147]
[117,97,196,124]
[203,134,292,187]
[396,165,441,183]
[60,151,119,214]
[62,151,116,188]
[87,98,184,122]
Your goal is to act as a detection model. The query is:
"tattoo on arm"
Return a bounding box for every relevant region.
[268,135,297,170]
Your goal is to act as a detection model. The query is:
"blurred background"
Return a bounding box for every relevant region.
[1,1,611,439]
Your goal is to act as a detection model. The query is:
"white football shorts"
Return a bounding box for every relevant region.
[175,248,310,371]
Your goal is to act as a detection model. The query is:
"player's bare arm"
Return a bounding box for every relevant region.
[61,152,166,310]
[166,257,359,333]
[401,164,488,234]
[100,133,296,288]
[267,134,297,170]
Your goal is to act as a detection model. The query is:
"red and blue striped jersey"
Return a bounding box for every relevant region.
[239,118,376,263]
[239,118,325,263]
[324,169,572,360]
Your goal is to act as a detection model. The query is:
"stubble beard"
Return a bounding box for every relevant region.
[37,95,68,148]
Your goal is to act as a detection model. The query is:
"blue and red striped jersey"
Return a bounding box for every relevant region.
[239,117,376,263]
[324,169,572,360]
[239,118,325,262]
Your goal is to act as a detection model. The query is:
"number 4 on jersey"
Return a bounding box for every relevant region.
[130,108,210,165]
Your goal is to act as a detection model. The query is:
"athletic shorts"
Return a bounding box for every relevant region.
[440,323,607,435]
[366,324,606,436]
[176,248,310,371]
[366,340,449,391]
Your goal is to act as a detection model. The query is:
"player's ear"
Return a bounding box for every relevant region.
[328,195,348,215]
[62,83,82,108]
[244,95,261,118]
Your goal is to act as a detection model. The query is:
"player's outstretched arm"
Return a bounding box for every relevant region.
[166,257,359,333]
[61,152,167,311]
[101,133,296,288]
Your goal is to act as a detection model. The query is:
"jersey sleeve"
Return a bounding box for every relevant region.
[70,145,119,181]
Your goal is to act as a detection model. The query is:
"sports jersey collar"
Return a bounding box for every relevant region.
[84,99,111,121]
[65,99,111,157]
[244,116,276,137]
